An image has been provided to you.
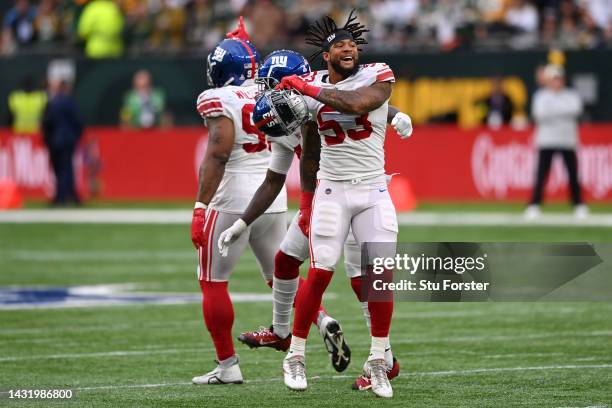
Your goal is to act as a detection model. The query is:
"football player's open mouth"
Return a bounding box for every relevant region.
[341,56,353,62]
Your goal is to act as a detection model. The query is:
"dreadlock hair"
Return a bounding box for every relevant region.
[305,9,369,61]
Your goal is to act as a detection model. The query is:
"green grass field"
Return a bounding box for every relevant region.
[1,221,611,407]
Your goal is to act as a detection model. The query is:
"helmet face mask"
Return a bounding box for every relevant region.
[253,90,309,137]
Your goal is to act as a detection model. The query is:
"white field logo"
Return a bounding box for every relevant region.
[471,133,612,199]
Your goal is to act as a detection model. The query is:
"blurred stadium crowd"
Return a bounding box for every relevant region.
[1,0,611,57]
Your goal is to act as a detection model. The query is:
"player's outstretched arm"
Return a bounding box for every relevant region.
[196,116,234,205]
[241,170,287,225]
[277,75,392,116]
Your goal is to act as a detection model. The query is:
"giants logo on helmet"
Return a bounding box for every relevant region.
[270,56,288,67]
[212,47,227,62]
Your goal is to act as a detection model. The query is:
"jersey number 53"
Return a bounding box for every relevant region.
[316,105,373,146]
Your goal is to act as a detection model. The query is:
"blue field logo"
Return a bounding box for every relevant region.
[0,284,273,310]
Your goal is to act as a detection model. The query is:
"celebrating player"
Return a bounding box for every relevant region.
[274,11,402,398]
[190,20,288,385]
[218,49,352,373]
[218,45,412,392]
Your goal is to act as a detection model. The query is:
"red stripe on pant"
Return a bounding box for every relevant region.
[292,267,333,338]
[198,209,216,281]
[200,280,235,361]
[204,210,219,282]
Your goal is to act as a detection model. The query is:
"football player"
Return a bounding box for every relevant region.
[190,19,287,385]
[218,49,352,373]
[218,48,412,391]
[274,10,407,398]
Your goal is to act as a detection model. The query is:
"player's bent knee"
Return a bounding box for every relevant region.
[313,244,340,271]
[314,202,342,237]
[274,250,302,280]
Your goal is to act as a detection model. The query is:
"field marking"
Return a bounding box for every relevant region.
[1,330,610,362]
[6,363,605,394]
[1,209,612,227]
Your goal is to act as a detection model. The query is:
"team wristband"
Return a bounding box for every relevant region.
[194,202,208,210]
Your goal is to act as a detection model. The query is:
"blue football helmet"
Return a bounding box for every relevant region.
[206,38,260,87]
[253,90,309,137]
[256,50,311,91]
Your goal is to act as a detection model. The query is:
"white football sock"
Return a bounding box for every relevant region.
[218,354,238,368]
[384,342,394,369]
[286,336,306,359]
[360,301,371,329]
[368,336,388,361]
[272,276,298,339]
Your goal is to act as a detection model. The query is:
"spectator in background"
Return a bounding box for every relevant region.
[7,76,47,134]
[34,0,62,45]
[149,0,188,51]
[481,76,514,129]
[579,0,612,44]
[1,0,37,55]
[504,0,539,47]
[42,72,83,206]
[120,69,167,129]
[242,0,287,47]
[525,64,587,220]
[78,0,124,58]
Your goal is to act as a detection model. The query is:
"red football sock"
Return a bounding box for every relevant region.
[274,250,302,279]
[297,276,328,325]
[292,267,333,338]
[367,268,394,337]
[199,280,235,361]
[350,276,366,302]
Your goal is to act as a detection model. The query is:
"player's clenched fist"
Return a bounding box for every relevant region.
[276,75,321,98]
[297,191,314,236]
[191,207,207,249]
[391,112,413,139]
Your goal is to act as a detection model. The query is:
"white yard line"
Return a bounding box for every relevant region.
[1,209,612,227]
[1,331,610,362]
[6,363,605,393]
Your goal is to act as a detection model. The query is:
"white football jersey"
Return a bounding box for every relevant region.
[196,83,287,213]
[302,63,395,181]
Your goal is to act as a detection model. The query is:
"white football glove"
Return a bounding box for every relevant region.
[391,112,413,139]
[218,218,247,257]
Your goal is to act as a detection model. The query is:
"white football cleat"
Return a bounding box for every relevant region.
[192,359,243,385]
[283,355,307,391]
[366,358,393,398]
[524,204,541,220]
[574,204,589,219]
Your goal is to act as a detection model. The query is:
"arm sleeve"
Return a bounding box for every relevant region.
[373,63,395,84]
[196,89,234,123]
[268,141,295,175]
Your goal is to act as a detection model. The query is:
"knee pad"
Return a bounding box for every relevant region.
[379,201,398,233]
[314,202,342,237]
[274,251,302,279]
[313,244,338,271]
